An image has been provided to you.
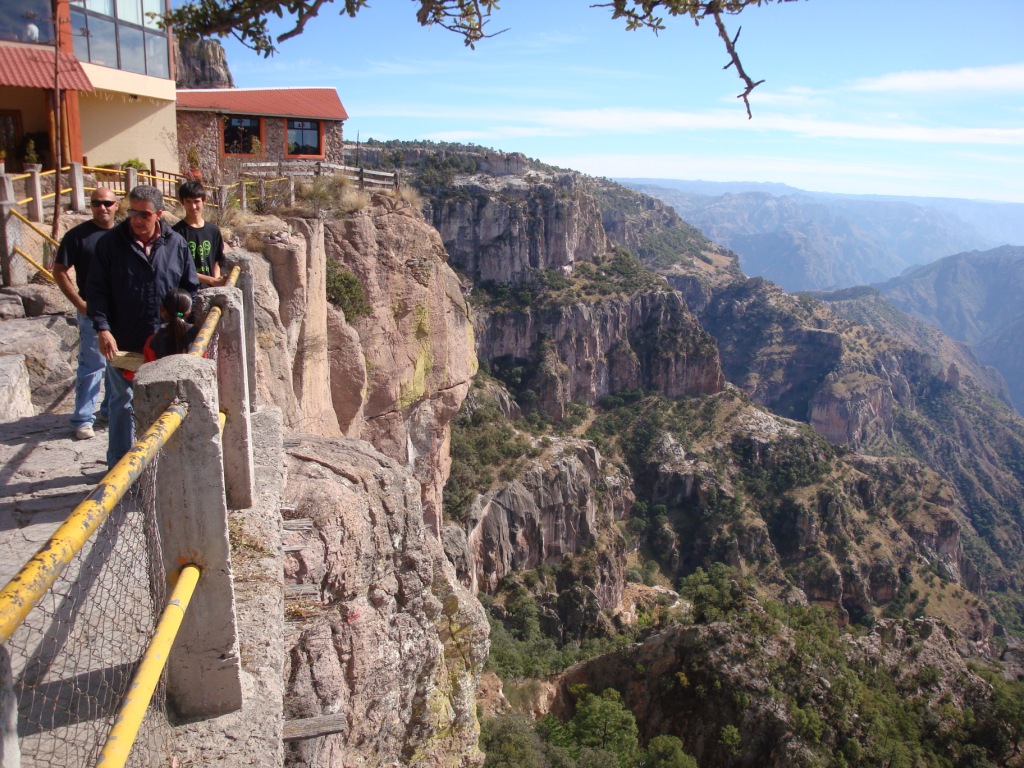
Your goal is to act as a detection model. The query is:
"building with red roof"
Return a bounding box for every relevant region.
[0,0,179,172]
[176,87,349,174]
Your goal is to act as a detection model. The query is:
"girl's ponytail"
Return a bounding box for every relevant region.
[162,288,193,355]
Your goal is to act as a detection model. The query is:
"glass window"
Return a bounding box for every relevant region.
[142,0,163,30]
[7,1,54,45]
[144,31,168,77]
[86,0,115,17]
[70,9,90,60]
[287,120,321,156]
[116,0,143,26]
[119,24,145,73]
[87,15,118,67]
[224,117,261,155]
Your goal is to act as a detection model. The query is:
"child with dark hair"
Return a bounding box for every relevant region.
[173,179,228,287]
[143,289,200,362]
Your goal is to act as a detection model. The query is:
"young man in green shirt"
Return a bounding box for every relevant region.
[173,179,229,287]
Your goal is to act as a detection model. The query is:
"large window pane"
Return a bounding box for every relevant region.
[70,10,90,60]
[287,120,321,156]
[224,117,261,155]
[116,0,142,26]
[11,0,54,44]
[142,0,163,29]
[119,23,145,73]
[87,15,117,67]
[86,0,115,17]
[144,31,168,77]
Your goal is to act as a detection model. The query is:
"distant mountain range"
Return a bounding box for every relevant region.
[619,178,1024,292]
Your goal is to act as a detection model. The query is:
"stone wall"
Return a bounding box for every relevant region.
[176,111,345,178]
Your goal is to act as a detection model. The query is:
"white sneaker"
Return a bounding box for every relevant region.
[75,424,95,440]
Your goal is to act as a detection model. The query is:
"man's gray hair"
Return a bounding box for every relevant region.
[128,184,165,212]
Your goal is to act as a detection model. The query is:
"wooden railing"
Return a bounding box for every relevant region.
[240,161,399,190]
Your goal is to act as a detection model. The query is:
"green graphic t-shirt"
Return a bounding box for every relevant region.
[172,220,225,276]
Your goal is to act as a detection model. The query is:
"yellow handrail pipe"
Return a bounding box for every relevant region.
[9,208,61,248]
[188,265,241,358]
[96,564,201,768]
[13,246,55,283]
[0,403,188,644]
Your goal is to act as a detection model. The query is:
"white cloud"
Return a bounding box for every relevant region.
[852,62,1024,93]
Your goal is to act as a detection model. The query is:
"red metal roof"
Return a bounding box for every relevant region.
[0,44,94,91]
[176,87,348,121]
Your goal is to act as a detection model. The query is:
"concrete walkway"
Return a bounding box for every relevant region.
[0,412,108,588]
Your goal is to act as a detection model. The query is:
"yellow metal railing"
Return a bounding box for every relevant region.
[9,208,60,248]
[96,563,200,768]
[189,265,241,357]
[12,246,54,282]
[0,404,188,644]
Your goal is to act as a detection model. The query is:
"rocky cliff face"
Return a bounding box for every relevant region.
[243,196,476,535]
[451,437,632,609]
[478,291,723,419]
[282,435,488,768]
[426,172,609,285]
[174,38,234,89]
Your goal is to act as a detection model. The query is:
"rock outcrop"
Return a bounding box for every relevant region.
[454,438,633,611]
[245,196,476,534]
[282,435,489,768]
[174,38,235,89]
[478,292,723,419]
[427,172,608,285]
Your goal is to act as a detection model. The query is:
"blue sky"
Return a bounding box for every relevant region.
[217,0,1024,203]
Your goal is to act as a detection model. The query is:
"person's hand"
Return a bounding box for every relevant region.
[97,330,118,360]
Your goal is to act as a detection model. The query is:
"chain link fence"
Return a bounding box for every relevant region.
[6,462,174,767]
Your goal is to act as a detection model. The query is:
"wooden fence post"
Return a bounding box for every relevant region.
[240,179,247,212]
[126,167,138,191]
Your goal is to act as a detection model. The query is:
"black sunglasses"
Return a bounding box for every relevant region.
[91,200,117,208]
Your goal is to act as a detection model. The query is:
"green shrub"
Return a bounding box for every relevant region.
[325,258,371,320]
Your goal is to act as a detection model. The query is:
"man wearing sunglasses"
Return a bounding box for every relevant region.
[88,184,199,466]
[54,187,119,440]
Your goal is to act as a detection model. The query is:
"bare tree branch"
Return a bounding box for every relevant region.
[712,11,763,118]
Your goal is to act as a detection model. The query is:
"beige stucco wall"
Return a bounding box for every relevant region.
[78,63,178,171]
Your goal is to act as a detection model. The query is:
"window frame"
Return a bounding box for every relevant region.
[284,118,325,159]
[221,115,265,157]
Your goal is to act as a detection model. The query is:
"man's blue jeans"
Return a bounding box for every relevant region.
[105,366,134,467]
[72,312,108,428]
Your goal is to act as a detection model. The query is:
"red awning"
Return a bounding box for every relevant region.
[0,45,94,92]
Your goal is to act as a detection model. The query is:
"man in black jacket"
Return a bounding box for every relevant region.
[88,184,199,466]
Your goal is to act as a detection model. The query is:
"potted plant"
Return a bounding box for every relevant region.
[185,145,202,180]
[23,139,42,172]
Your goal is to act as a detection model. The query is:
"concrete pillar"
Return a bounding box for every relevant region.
[68,162,85,212]
[133,355,243,722]
[0,201,28,288]
[239,179,247,212]
[287,176,295,206]
[225,253,258,415]
[27,171,42,223]
[0,646,20,768]
[195,285,255,509]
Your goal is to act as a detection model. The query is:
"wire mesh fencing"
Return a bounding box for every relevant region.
[5,461,174,767]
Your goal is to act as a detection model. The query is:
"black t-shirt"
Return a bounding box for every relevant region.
[56,220,111,293]
[172,219,225,277]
